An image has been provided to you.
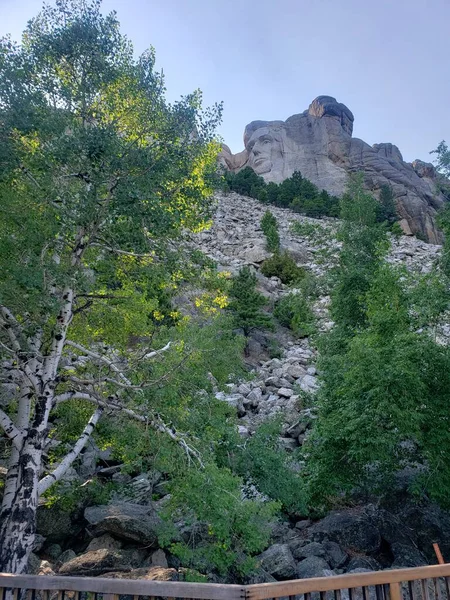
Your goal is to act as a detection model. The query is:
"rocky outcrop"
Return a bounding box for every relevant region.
[84,502,162,546]
[220,96,446,243]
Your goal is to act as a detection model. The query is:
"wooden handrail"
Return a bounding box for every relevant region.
[246,564,450,600]
[0,574,246,599]
[0,563,450,599]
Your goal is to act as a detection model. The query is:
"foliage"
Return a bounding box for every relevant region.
[227,267,273,336]
[260,251,306,284]
[376,184,397,224]
[260,210,280,252]
[305,178,450,512]
[274,292,316,337]
[330,174,389,332]
[159,463,279,578]
[225,168,340,218]
[291,220,331,242]
[306,264,450,511]
[230,419,307,516]
[431,140,450,178]
[0,0,282,575]
[437,203,450,277]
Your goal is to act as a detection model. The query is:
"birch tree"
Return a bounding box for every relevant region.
[0,0,222,573]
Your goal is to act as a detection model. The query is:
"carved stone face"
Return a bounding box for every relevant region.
[246,127,285,175]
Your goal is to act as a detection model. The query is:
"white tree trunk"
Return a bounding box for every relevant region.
[0,437,43,573]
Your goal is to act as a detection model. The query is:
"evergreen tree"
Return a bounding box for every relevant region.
[228,267,273,337]
[376,184,397,224]
[260,210,280,252]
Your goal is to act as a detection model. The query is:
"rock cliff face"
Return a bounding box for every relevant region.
[220,96,446,243]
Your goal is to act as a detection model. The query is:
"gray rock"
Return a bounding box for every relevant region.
[37,504,79,543]
[295,519,312,530]
[296,556,331,579]
[286,365,307,379]
[346,556,381,571]
[293,542,326,560]
[87,533,122,552]
[311,510,381,554]
[101,566,179,580]
[58,549,76,565]
[33,534,46,552]
[247,388,263,404]
[322,541,348,569]
[45,543,62,560]
[58,549,131,576]
[112,472,133,485]
[257,543,297,580]
[390,542,427,568]
[300,375,318,392]
[279,437,298,452]
[84,502,162,546]
[27,552,41,575]
[143,549,169,569]
[278,387,294,398]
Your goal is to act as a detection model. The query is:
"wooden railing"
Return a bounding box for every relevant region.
[1,564,450,600]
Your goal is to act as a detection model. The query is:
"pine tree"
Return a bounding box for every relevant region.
[260,210,280,252]
[228,267,273,336]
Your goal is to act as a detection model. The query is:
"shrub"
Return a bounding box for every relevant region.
[231,419,307,515]
[261,210,280,252]
[274,292,316,337]
[260,251,306,284]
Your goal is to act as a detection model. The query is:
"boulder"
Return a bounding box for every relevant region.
[296,556,332,579]
[277,387,294,398]
[143,549,169,569]
[58,549,76,565]
[58,549,132,576]
[33,534,46,552]
[390,543,427,568]
[37,504,78,543]
[45,544,62,560]
[84,502,162,546]
[346,556,381,571]
[87,533,122,552]
[299,375,318,393]
[256,544,297,580]
[311,510,381,554]
[322,541,348,569]
[101,566,179,580]
[293,542,326,560]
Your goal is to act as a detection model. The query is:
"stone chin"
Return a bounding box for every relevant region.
[251,159,273,174]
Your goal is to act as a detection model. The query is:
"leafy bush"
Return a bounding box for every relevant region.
[274,292,316,337]
[231,419,307,516]
[390,221,403,238]
[260,210,280,252]
[260,251,306,284]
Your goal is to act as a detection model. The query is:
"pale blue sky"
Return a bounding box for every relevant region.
[1,0,449,163]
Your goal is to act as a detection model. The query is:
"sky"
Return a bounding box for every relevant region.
[1,0,449,163]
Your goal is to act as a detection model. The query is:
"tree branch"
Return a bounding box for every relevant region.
[0,409,23,450]
[54,391,204,467]
[64,340,132,386]
[38,407,103,495]
[143,341,171,360]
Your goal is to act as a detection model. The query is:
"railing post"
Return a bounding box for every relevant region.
[389,582,401,600]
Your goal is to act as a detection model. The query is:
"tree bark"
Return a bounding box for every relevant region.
[0,437,43,573]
